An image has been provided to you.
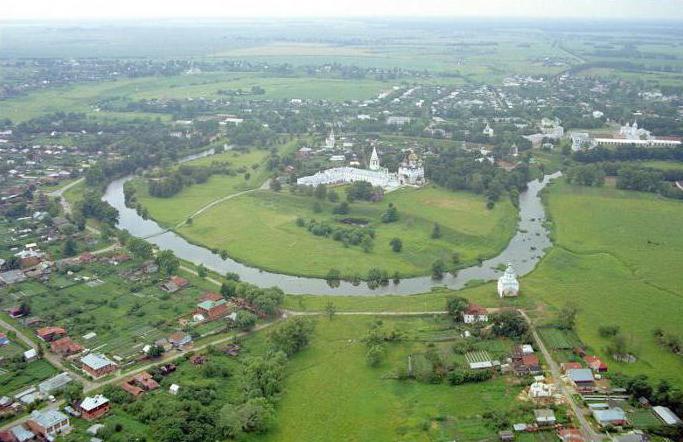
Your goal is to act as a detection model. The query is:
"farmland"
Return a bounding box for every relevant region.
[0,72,389,122]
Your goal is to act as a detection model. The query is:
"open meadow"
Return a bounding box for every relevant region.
[130,145,294,227]
[175,185,518,279]
[523,180,683,385]
[249,315,531,442]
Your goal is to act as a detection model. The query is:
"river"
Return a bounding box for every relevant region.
[102,157,560,295]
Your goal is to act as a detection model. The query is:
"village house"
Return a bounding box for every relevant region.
[566,368,596,393]
[557,428,585,442]
[462,304,488,323]
[168,331,192,348]
[80,353,117,379]
[160,275,189,293]
[0,334,8,346]
[26,409,71,439]
[591,405,627,427]
[195,297,230,321]
[121,372,160,397]
[512,345,541,376]
[38,372,73,395]
[0,270,27,286]
[561,362,583,373]
[534,409,556,426]
[79,395,110,420]
[583,355,608,373]
[36,326,66,342]
[9,425,35,442]
[50,337,84,356]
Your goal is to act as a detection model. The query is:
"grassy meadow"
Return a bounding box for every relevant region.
[523,181,683,385]
[131,146,283,227]
[250,315,529,442]
[176,185,517,279]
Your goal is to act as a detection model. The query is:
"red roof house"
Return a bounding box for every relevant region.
[561,362,583,373]
[50,337,84,356]
[583,356,608,373]
[37,327,66,342]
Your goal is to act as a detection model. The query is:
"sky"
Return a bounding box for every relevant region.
[5,0,683,21]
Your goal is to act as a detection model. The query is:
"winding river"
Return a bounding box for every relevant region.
[102,156,560,295]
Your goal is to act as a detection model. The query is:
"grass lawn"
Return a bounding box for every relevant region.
[638,160,683,172]
[177,185,517,279]
[524,180,683,386]
[251,315,527,442]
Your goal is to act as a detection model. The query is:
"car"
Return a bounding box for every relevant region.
[64,405,81,417]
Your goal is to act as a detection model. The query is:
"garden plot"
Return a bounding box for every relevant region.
[465,350,495,369]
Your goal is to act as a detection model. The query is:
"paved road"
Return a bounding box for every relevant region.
[520,310,602,442]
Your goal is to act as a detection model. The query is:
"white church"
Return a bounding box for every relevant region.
[497,263,519,298]
[297,146,425,191]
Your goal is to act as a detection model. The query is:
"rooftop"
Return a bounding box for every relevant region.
[567,368,594,383]
[30,409,69,428]
[80,395,109,412]
[81,353,115,371]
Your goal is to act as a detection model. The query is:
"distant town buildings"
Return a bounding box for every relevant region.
[297,146,424,191]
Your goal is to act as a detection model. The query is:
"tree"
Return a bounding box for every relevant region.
[268,317,316,356]
[361,236,373,253]
[148,344,165,358]
[269,179,282,192]
[558,303,578,330]
[197,264,207,278]
[127,237,153,259]
[324,301,336,320]
[63,381,84,405]
[389,237,403,253]
[327,190,339,202]
[491,311,529,338]
[156,250,179,276]
[219,397,275,437]
[431,259,445,280]
[313,201,322,213]
[366,344,384,367]
[234,310,258,330]
[446,296,469,320]
[242,352,287,399]
[332,201,350,215]
[381,203,399,223]
[62,237,77,257]
[314,184,327,200]
[431,223,442,239]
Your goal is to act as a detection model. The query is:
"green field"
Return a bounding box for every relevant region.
[524,181,683,385]
[252,316,528,442]
[175,185,517,278]
[0,72,389,122]
[131,146,284,227]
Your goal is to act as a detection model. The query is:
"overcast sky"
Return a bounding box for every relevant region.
[5,0,683,21]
